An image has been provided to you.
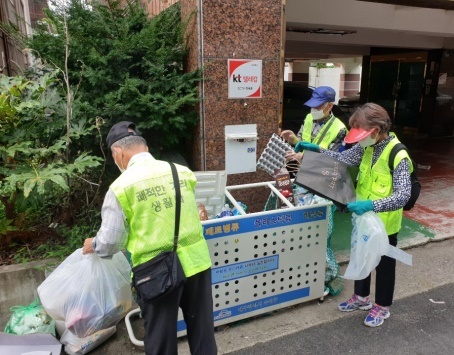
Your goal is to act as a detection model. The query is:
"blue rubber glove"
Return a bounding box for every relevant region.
[347,200,374,215]
[294,141,320,153]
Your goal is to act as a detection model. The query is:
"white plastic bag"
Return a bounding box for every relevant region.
[60,326,116,354]
[343,212,389,280]
[38,248,133,338]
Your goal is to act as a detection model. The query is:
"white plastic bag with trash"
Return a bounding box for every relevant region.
[38,248,133,338]
[343,212,412,280]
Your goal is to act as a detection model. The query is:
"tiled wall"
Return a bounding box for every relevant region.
[183,0,285,212]
[339,73,361,99]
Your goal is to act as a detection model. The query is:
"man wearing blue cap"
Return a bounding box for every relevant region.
[281,86,347,161]
[281,86,348,297]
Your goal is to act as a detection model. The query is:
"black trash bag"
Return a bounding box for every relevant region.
[294,151,357,212]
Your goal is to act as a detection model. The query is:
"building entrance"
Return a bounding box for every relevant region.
[368,52,427,130]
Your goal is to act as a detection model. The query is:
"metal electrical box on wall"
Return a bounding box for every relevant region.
[225,124,257,174]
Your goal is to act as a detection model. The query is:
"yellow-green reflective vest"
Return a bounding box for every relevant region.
[356,136,414,235]
[301,114,347,150]
[111,155,212,277]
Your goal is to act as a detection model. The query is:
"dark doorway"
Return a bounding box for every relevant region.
[368,52,427,130]
[369,60,399,120]
[395,62,426,128]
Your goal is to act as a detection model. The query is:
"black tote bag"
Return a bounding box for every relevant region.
[294,151,357,212]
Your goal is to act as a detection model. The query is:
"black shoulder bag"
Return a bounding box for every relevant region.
[132,162,187,303]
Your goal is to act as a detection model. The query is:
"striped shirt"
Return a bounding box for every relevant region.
[90,153,154,256]
[92,188,128,257]
[322,135,412,212]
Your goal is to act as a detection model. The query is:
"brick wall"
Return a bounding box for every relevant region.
[28,0,47,28]
[141,0,180,17]
[0,0,30,76]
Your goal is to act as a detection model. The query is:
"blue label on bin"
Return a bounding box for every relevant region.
[211,255,279,284]
[177,287,310,332]
[203,206,326,240]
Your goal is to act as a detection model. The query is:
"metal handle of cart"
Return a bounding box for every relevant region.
[125,307,143,347]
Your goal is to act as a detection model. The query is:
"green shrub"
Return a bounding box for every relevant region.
[2,1,201,263]
[29,0,201,157]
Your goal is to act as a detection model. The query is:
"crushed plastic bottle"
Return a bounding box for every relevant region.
[232,201,248,216]
[219,204,234,218]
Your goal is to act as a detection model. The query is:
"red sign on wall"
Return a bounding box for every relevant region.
[228,59,262,99]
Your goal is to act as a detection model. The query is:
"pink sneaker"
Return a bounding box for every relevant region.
[338,294,372,312]
[364,304,390,327]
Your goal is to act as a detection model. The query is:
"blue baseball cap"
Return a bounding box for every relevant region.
[304,86,336,108]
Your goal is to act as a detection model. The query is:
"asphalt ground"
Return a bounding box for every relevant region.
[228,283,454,355]
[84,237,454,355]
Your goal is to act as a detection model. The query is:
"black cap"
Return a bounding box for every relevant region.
[106,121,142,148]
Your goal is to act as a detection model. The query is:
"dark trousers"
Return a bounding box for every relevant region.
[354,233,398,307]
[138,268,217,355]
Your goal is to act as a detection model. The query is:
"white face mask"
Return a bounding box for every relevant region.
[115,162,125,174]
[113,150,126,173]
[359,133,377,147]
[310,104,329,120]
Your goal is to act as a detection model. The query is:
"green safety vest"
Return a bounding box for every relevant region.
[111,155,212,277]
[356,136,414,235]
[301,114,347,149]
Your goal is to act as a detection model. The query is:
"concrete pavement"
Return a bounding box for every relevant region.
[56,136,454,353]
[89,237,454,354]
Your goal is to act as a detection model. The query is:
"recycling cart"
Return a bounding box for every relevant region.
[126,180,331,345]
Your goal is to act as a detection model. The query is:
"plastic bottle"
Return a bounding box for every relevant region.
[232,201,247,216]
[197,203,208,221]
[219,204,233,218]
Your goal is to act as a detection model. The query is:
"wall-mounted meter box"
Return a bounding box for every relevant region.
[225,124,257,174]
